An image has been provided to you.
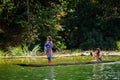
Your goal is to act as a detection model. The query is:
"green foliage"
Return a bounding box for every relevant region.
[31,44,41,56]
[21,44,41,56]
[7,44,40,56]
[71,49,82,54]
[0,0,63,50]
[55,41,67,51]
[8,46,23,56]
[0,0,120,51]
[61,0,120,50]
[22,44,29,56]
[116,41,120,51]
[0,50,7,56]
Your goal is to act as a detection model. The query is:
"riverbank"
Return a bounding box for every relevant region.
[0,51,120,59]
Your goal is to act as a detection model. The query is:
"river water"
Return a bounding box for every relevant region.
[0,61,119,80]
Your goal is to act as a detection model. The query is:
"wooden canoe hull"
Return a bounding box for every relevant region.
[15,60,115,67]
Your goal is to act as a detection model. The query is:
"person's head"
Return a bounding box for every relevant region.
[96,48,101,54]
[47,36,52,41]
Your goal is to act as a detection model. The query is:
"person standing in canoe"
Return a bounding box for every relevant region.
[94,48,102,62]
[44,36,53,63]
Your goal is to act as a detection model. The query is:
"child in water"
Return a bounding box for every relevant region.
[94,48,102,62]
[44,36,53,63]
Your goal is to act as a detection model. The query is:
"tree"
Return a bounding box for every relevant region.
[0,0,62,51]
[61,0,120,50]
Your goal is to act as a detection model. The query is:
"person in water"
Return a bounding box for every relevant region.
[94,48,102,62]
[44,36,53,63]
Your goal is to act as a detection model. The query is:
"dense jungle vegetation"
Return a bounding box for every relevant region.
[0,0,120,55]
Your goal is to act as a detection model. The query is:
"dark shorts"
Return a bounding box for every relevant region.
[97,58,102,62]
[47,54,52,59]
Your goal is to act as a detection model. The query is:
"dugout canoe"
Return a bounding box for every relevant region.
[15,60,115,67]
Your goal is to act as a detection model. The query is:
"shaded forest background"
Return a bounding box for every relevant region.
[0,0,120,52]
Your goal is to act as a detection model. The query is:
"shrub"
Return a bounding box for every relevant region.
[0,50,7,56]
[116,41,120,51]
[8,46,24,56]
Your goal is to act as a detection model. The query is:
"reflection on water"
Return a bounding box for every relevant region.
[45,67,56,80]
[92,63,104,80]
[103,62,120,80]
[92,62,120,80]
